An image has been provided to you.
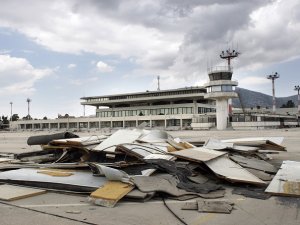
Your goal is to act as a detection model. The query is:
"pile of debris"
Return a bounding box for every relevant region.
[0,129,299,213]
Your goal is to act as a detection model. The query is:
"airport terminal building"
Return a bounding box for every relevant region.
[11,85,299,131]
[13,87,217,131]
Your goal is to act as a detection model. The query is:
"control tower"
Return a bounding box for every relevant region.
[204,49,239,130]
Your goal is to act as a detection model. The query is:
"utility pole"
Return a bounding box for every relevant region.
[9,102,13,122]
[295,85,300,114]
[157,75,160,91]
[267,72,280,113]
[26,98,31,118]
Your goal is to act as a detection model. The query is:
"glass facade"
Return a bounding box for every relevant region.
[97,107,197,117]
[207,85,234,93]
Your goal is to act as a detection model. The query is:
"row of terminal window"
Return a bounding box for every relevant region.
[96,107,215,117]
[206,85,235,93]
[86,89,205,102]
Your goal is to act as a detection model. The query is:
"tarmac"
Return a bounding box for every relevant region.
[0,128,300,225]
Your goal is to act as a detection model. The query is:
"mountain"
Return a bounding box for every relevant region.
[232,87,298,108]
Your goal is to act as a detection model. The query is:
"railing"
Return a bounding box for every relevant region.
[207,66,232,73]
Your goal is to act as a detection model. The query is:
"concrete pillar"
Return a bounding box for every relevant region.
[164,119,167,128]
[110,121,113,128]
[180,118,183,130]
[123,121,125,128]
[216,98,229,130]
[193,100,197,114]
[149,119,152,128]
[136,120,138,127]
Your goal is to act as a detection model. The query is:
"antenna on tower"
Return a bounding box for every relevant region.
[220,47,240,70]
[157,75,160,91]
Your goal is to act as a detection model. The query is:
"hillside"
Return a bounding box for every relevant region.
[232,87,298,108]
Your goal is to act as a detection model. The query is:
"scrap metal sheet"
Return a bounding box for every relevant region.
[205,156,266,185]
[119,142,169,158]
[221,137,285,150]
[93,129,143,152]
[137,130,170,143]
[265,160,300,196]
[170,147,226,162]
[230,155,277,173]
[204,138,234,150]
[0,168,106,192]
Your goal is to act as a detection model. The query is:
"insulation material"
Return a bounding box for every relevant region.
[0,184,46,201]
[265,160,300,197]
[205,156,266,185]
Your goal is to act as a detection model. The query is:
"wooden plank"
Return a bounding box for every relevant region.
[0,184,46,201]
[205,156,266,185]
[170,147,226,162]
[265,160,300,197]
[90,181,134,207]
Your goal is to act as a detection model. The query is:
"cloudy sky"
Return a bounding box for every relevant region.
[0,0,299,119]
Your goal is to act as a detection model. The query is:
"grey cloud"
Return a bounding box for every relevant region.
[0,0,299,86]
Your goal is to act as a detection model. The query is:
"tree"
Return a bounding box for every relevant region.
[280,100,295,108]
[0,115,9,129]
[43,116,48,120]
[1,116,9,124]
[11,114,19,121]
[23,115,32,120]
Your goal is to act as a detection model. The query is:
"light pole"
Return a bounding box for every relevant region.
[267,72,280,113]
[295,85,300,114]
[9,102,13,122]
[26,98,31,118]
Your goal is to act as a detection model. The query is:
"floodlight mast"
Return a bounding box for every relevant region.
[10,102,13,122]
[295,85,300,114]
[266,72,280,113]
[220,49,240,70]
[26,98,31,117]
